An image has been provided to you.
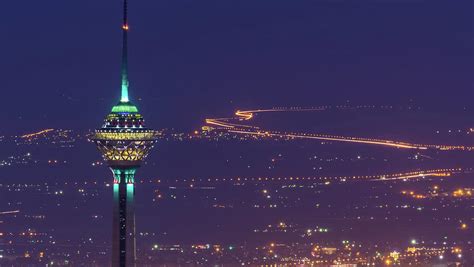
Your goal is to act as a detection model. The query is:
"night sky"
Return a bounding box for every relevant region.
[1,0,472,133]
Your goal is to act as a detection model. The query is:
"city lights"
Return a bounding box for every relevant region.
[2,0,473,265]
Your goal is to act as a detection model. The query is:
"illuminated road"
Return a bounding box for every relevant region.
[20,129,54,139]
[158,168,462,184]
[0,210,20,215]
[205,107,473,151]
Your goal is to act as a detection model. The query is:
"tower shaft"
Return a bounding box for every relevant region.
[112,168,136,267]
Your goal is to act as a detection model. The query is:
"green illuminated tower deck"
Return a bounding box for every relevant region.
[91,0,156,266]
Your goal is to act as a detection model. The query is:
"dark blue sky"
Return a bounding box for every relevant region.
[1,0,472,133]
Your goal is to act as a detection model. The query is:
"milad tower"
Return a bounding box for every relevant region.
[91,0,157,266]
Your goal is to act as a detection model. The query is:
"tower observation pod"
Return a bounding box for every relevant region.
[90,0,157,266]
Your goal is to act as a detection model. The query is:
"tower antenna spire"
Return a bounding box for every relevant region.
[120,0,130,102]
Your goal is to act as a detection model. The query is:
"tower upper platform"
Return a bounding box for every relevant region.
[92,102,156,167]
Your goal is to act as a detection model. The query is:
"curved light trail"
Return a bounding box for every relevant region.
[205,107,473,151]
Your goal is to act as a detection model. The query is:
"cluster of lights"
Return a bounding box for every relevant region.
[452,188,473,197]
[401,186,474,200]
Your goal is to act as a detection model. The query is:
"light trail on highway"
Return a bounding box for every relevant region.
[20,129,54,139]
[158,168,462,185]
[205,107,474,151]
[0,210,20,215]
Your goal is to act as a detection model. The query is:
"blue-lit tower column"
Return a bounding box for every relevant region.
[91,0,156,266]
